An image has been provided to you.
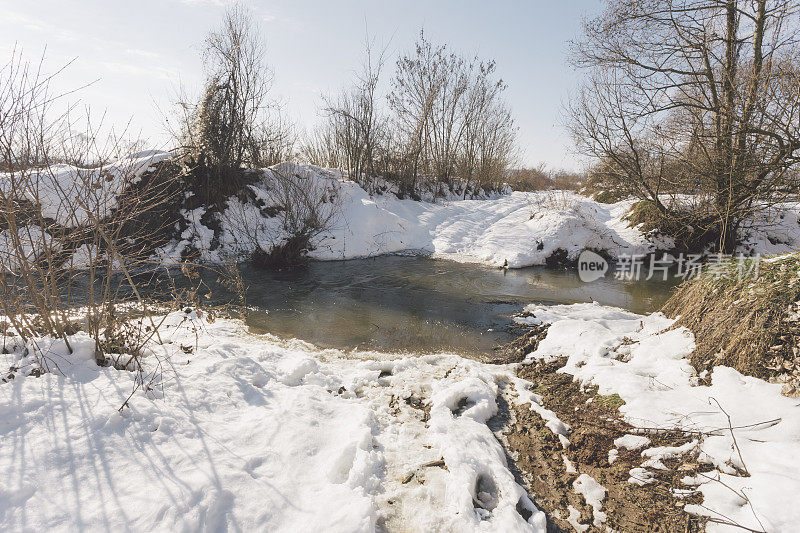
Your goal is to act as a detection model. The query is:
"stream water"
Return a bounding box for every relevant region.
[241,256,677,357]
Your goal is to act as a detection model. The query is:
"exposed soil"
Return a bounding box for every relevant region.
[500,355,708,532]
[486,323,550,364]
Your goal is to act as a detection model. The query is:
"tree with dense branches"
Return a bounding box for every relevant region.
[570,0,800,251]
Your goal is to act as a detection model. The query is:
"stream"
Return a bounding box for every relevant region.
[241,256,677,357]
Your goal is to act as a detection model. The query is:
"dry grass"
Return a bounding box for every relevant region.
[661,253,800,380]
[625,199,724,253]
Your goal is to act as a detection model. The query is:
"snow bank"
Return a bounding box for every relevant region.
[738,202,800,256]
[160,163,800,269]
[162,162,657,268]
[0,151,173,228]
[8,156,800,270]
[520,302,800,532]
[0,313,546,532]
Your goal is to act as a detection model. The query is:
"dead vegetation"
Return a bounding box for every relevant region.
[171,4,295,207]
[0,48,245,402]
[624,199,723,253]
[661,253,800,394]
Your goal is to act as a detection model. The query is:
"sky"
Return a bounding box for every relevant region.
[0,0,604,170]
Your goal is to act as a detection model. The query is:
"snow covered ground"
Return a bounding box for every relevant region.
[0,311,551,532]
[4,154,800,531]
[162,162,800,268]
[313,183,653,268]
[0,151,174,228]
[517,303,800,532]
[3,303,799,531]
[158,162,658,268]
[5,154,800,269]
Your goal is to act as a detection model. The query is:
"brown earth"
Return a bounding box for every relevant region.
[500,356,708,532]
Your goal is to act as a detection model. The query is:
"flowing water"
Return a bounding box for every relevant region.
[242,256,677,357]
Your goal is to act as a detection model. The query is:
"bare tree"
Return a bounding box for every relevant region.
[389,32,517,196]
[320,36,387,192]
[389,33,448,193]
[299,123,341,169]
[570,0,800,252]
[177,5,287,202]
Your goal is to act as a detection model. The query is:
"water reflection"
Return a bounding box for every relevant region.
[241,256,678,357]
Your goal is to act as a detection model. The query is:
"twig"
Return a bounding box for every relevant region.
[709,397,749,476]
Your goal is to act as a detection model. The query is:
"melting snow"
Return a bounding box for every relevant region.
[521,302,800,532]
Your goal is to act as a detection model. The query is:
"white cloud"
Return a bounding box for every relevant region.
[125,48,162,60]
[179,0,228,6]
[100,61,178,82]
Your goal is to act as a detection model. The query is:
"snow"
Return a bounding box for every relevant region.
[628,467,656,486]
[0,151,174,228]
[155,162,800,269]
[613,434,651,451]
[738,203,800,256]
[0,312,547,532]
[566,505,589,533]
[308,177,659,268]
[563,454,578,474]
[641,440,699,471]
[520,302,800,532]
[427,376,546,530]
[6,156,796,270]
[163,162,657,267]
[0,226,57,271]
[572,474,607,527]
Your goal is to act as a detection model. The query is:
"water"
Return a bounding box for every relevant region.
[241,256,677,357]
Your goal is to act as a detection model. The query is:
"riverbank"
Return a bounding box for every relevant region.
[10,154,800,272]
[4,153,800,532]
[506,300,800,532]
[0,310,552,532]
[3,293,800,531]
[159,161,800,268]
[153,161,658,268]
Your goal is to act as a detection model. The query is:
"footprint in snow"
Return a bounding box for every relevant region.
[473,473,499,519]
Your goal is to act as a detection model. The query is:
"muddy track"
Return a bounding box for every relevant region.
[495,356,708,532]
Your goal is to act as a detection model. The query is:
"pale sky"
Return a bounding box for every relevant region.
[1,0,603,170]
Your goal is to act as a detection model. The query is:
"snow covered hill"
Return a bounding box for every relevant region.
[6,154,800,270]
[157,162,661,268]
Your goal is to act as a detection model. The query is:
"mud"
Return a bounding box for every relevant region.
[502,357,708,532]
